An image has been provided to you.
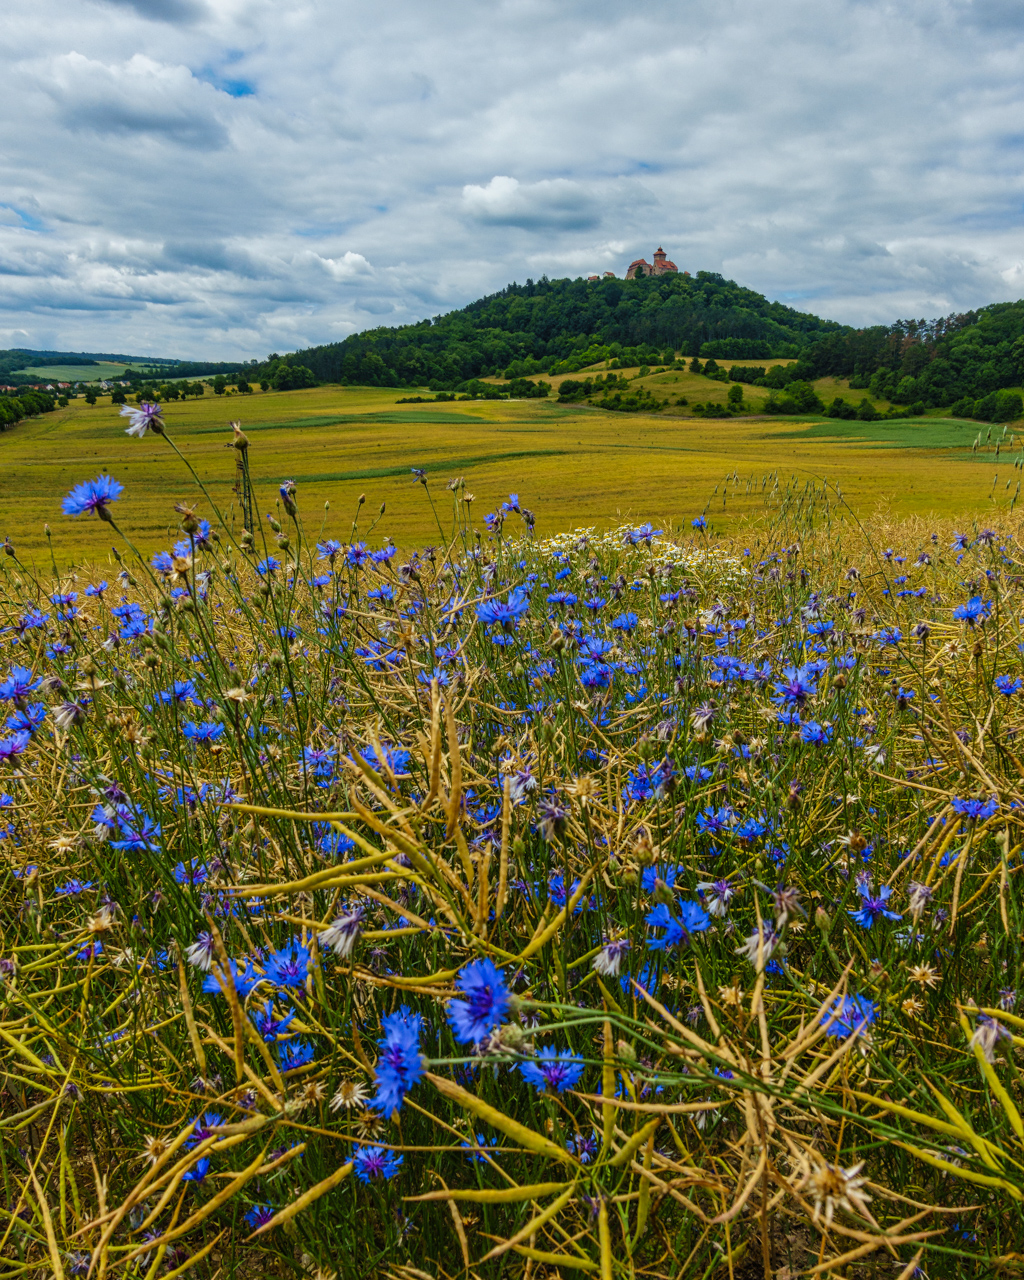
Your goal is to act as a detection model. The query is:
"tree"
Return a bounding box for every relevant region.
[260,380,270,392]
[213,376,227,396]
[84,390,97,405]
[111,388,126,405]
[237,379,252,394]
[727,384,743,407]
[689,356,702,373]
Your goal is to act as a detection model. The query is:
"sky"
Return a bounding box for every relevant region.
[3,0,1024,360]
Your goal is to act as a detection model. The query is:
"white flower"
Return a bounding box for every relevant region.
[185,932,216,972]
[734,925,779,969]
[592,938,629,977]
[121,402,164,438]
[800,1155,872,1228]
[320,908,364,959]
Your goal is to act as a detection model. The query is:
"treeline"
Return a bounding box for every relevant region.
[272,273,844,392]
[803,303,1024,411]
[0,389,56,429]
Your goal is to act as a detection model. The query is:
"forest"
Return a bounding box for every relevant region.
[277,272,844,390]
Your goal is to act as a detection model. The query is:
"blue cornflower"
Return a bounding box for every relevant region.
[62,475,123,520]
[580,662,613,689]
[462,1133,501,1164]
[951,532,970,551]
[372,1006,425,1115]
[848,882,902,929]
[447,959,511,1045]
[352,1146,403,1183]
[611,611,638,632]
[302,745,335,775]
[624,523,662,546]
[696,805,734,837]
[640,864,681,894]
[263,943,312,990]
[186,1112,223,1147]
[158,680,199,704]
[0,666,42,702]
[347,541,369,567]
[277,1040,316,1071]
[951,796,999,822]
[821,995,877,1039]
[182,722,225,744]
[646,900,711,949]
[520,1048,584,1094]
[256,557,280,576]
[476,587,530,631]
[6,704,45,736]
[243,1204,276,1230]
[772,664,817,707]
[800,721,832,745]
[54,879,95,896]
[995,675,1023,697]
[319,830,356,858]
[151,552,174,575]
[0,732,31,763]
[691,516,707,530]
[202,958,264,998]
[953,596,992,626]
[356,742,412,775]
[565,1131,599,1163]
[180,1157,211,1184]
[316,539,343,561]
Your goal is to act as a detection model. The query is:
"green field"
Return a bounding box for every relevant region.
[1,381,1019,566]
[17,361,170,383]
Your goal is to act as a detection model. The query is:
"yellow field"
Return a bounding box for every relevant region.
[0,383,1015,567]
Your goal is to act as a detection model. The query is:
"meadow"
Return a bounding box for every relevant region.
[16,364,168,385]
[0,379,1019,570]
[2,393,1024,1278]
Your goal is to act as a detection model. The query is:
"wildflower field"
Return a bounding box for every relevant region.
[5,403,1024,1279]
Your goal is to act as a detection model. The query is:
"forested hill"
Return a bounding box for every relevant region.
[283,272,848,389]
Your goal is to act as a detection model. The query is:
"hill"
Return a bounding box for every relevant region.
[265,273,1024,423]
[277,272,848,390]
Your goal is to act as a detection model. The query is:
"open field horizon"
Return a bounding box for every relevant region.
[1,381,1020,567]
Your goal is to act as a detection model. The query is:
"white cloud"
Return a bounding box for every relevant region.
[0,0,1023,357]
[41,52,230,145]
[462,176,601,230]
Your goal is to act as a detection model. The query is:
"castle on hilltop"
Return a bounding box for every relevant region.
[626,247,678,279]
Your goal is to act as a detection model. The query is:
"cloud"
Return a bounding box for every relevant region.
[95,0,208,23]
[462,176,601,230]
[1,0,1024,357]
[41,53,229,146]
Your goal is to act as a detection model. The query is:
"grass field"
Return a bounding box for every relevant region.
[1,382,1020,567]
[17,361,168,383]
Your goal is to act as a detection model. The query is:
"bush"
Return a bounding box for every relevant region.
[827,397,857,420]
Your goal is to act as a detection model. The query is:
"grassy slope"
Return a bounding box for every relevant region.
[0,383,1017,568]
